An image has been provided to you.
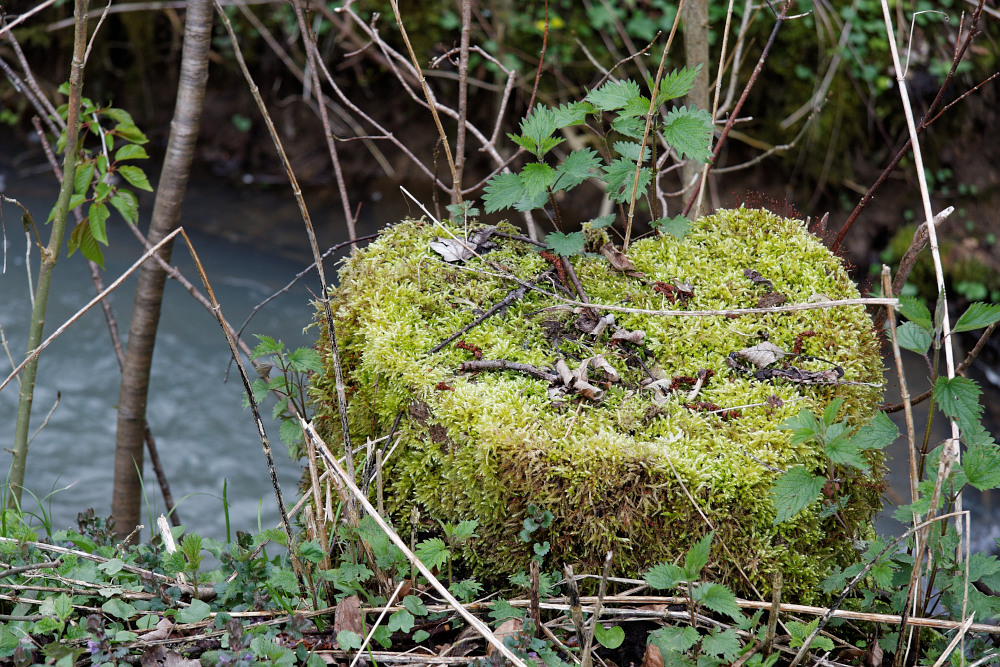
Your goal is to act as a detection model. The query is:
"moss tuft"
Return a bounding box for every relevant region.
[310,209,885,601]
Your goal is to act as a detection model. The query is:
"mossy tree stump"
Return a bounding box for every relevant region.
[310,208,884,600]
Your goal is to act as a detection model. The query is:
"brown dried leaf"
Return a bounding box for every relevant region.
[611,328,645,345]
[430,237,475,263]
[141,647,200,667]
[736,341,785,368]
[590,355,620,382]
[743,268,774,290]
[138,617,175,641]
[756,291,787,308]
[601,242,637,272]
[334,595,363,636]
[555,358,574,386]
[487,618,524,657]
[641,641,664,667]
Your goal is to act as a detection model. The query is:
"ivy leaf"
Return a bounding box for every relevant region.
[933,376,983,436]
[650,215,690,239]
[118,165,153,191]
[661,106,713,163]
[683,532,712,579]
[89,202,110,245]
[545,231,585,257]
[898,295,932,329]
[553,148,601,192]
[770,466,825,524]
[953,302,1000,333]
[896,321,931,354]
[693,582,744,621]
[964,442,1000,491]
[483,172,524,213]
[644,561,684,590]
[110,190,139,225]
[586,79,641,112]
[519,162,556,198]
[652,65,703,105]
[602,157,652,203]
[851,412,899,451]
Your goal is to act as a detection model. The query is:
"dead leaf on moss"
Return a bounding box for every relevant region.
[601,242,645,278]
[431,237,476,262]
[611,328,645,345]
[734,341,786,368]
[141,646,200,667]
[757,291,788,308]
[743,268,774,290]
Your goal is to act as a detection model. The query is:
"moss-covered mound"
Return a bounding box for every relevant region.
[310,208,885,600]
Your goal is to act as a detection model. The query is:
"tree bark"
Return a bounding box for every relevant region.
[681,0,710,216]
[112,0,212,539]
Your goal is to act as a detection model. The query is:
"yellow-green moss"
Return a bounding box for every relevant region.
[310,209,885,601]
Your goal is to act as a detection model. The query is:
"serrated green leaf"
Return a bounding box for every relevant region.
[588,214,617,229]
[520,162,556,198]
[74,161,95,195]
[483,172,524,213]
[508,132,540,155]
[787,619,834,651]
[594,623,625,649]
[545,231,585,257]
[449,519,479,542]
[610,113,645,139]
[586,79,642,111]
[770,467,825,524]
[683,532,712,578]
[964,442,1000,491]
[898,295,932,328]
[619,94,651,119]
[267,567,300,594]
[953,302,1000,333]
[650,215,690,238]
[612,141,651,163]
[701,627,741,660]
[825,432,869,471]
[896,321,931,354]
[602,157,652,203]
[662,106,713,163]
[337,630,363,650]
[489,599,526,624]
[288,347,322,373]
[644,561,684,590]
[694,582,744,621]
[781,409,823,445]
[968,553,1000,583]
[296,539,325,564]
[934,376,983,436]
[414,537,449,570]
[823,398,844,427]
[89,202,109,245]
[176,598,211,624]
[114,144,149,161]
[652,65,703,104]
[513,190,548,212]
[553,148,600,192]
[851,412,899,451]
[118,165,153,191]
[101,598,137,620]
[550,101,594,127]
[110,189,139,225]
[649,625,699,654]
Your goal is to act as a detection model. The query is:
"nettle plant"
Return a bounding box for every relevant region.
[481,66,713,255]
[53,85,154,267]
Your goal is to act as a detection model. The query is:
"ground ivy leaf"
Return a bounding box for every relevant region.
[553,148,600,192]
[953,302,1000,333]
[662,106,713,163]
[934,376,982,435]
[898,295,932,329]
[337,630,363,650]
[586,79,641,111]
[653,65,703,104]
[388,609,415,633]
[851,412,899,451]
[896,321,931,354]
[483,172,524,213]
[644,561,684,590]
[770,467,825,524]
[545,231,585,257]
[650,215,690,239]
[964,442,1000,491]
[693,582,744,621]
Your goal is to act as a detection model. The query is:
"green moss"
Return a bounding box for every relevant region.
[310,209,885,601]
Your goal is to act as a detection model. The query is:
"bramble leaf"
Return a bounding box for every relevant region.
[545,231,585,257]
[586,79,642,111]
[483,172,524,213]
[652,65,703,104]
[770,466,825,524]
[898,295,932,329]
[650,215,691,239]
[896,321,932,354]
[602,157,652,203]
[953,302,1000,333]
[964,442,1000,491]
[934,376,983,436]
[662,106,713,163]
[553,148,600,191]
[851,411,899,451]
[118,165,153,191]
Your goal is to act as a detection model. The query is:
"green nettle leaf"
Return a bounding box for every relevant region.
[388,609,415,633]
[770,467,825,524]
[519,162,556,198]
[483,172,524,213]
[649,625,699,654]
[508,133,540,155]
[612,140,651,163]
[661,106,713,163]
[787,619,835,652]
[963,442,1000,491]
[89,202,110,245]
[545,231,586,257]
[489,599,525,624]
[118,165,153,191]
[822,398,845,427]
[683,532,712,578]
[851,412,899,451]
[585,78,642,111]
[652,65,703,104]
[593,623,625,649]
[114,144,149,161]
[953,302,1000,332]
[553,148,601,192]
[110,190,139,225]
[414,537,450,571]
[650,215,691,239]
[588,214,617,229]
[101,598,137,620]
[602,157,652,203]
[336,630,363,650]
[825,433,869,471]
[288,347,323,373]
[968,553,1000,582]
[701,627,741,660]
[610,113,645,139]
[898,295,932,329]
[297,539,326,564]
[934,376,983,435]
[74,161,95,195]
[176,598,211,624]
[550,101,594,128]
[693,582,744,621]
[896,321,932,354]
[619,95,652,120]
[781,409,823,445]
[644,561,684,590]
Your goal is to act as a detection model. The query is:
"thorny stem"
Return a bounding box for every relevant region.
[681,0,793,218]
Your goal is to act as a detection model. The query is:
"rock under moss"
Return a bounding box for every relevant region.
[310,208,885,600]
